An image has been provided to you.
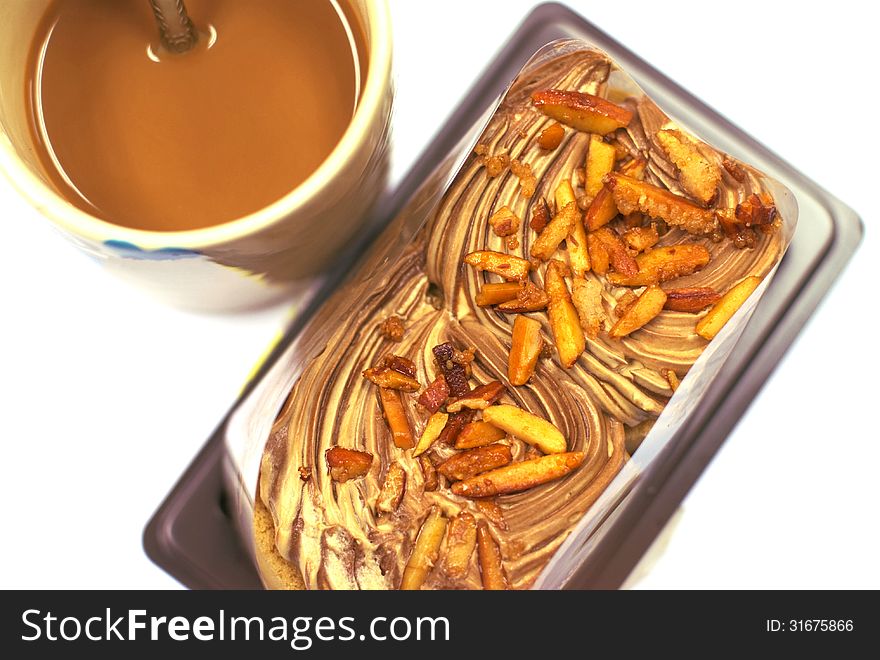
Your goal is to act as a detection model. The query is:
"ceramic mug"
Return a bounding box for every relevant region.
[0,0,392,311]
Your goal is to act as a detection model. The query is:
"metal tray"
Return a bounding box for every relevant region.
[143,2,862,590]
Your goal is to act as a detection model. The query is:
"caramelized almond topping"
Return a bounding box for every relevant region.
[446,380,506,413]
[663,287,720,313]
[531,89,633,135]
[432,342,470,397]
[437,444,513,482]
[529,197,551,233]
[464,250,531,281]
[474,498,507,530]
[477,523,509,590]
[455,421,508,449]
[606,172,716,235]
[508,315,544,385]
[537,122,565,150]
[496,281,550,313]
[419,455,439,492]
[417,374,450,414]
[444,513,478,578]
[326,447,373,483]
[376,462,407,513]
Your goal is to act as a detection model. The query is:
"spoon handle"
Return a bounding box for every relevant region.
[149,0,198,54]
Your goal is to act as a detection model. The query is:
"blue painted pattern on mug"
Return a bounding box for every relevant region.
[104,240,199,260]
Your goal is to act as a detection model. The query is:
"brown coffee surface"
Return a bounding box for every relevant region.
[26,0,361,231]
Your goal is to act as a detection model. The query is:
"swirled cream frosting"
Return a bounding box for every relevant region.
[257,46,787,590]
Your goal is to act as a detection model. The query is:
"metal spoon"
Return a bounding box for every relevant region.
[149,0,198,54]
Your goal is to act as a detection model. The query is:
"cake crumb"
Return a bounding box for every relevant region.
[488,206,521,237]
[662,369,680,392]
[379,315,405,342]
[510,158,536,198]
[476,146,511,177]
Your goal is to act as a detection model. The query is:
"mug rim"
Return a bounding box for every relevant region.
[0,0,392,250]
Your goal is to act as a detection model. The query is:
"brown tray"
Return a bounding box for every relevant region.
[144,3,862,590]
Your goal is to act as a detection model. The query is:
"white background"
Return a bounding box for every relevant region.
[1,0,877,589]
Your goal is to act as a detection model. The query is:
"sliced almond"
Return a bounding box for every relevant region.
[571,276,606,340]
[476,523,509,590]
[438,443,513,481]
[566,218,591,278]
[663,286,720,312]
[482,404,566,455]
[412,412,450,457]
[363,365,420,391]
[464,250,531,281]
[400,507,447,590]
[656,129,721,204]
[376,462,407,513]
[379,387,414,449]
[554,180,590,277]
[508,315,544,386]
[545,259,586,367]
[531,201,580,261]
[609,284,667,338]
[419,455,439,492]
[695,275,762,340]
[531,89,633,135]
[452,451,585,498]
[614,289,638,319]
[554,178,578,210]
[583,185,618,232]
[444,513,478,578]
[455,421,507,449]
[607,244,711,287]
[496,281,550,313]
[475,282,522,307]
[586,231,610,275]
[446,380,506,413]
[585,135,617,199]
[592,227,639,277]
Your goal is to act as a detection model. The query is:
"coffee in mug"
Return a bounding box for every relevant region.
[27,0,366,232]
